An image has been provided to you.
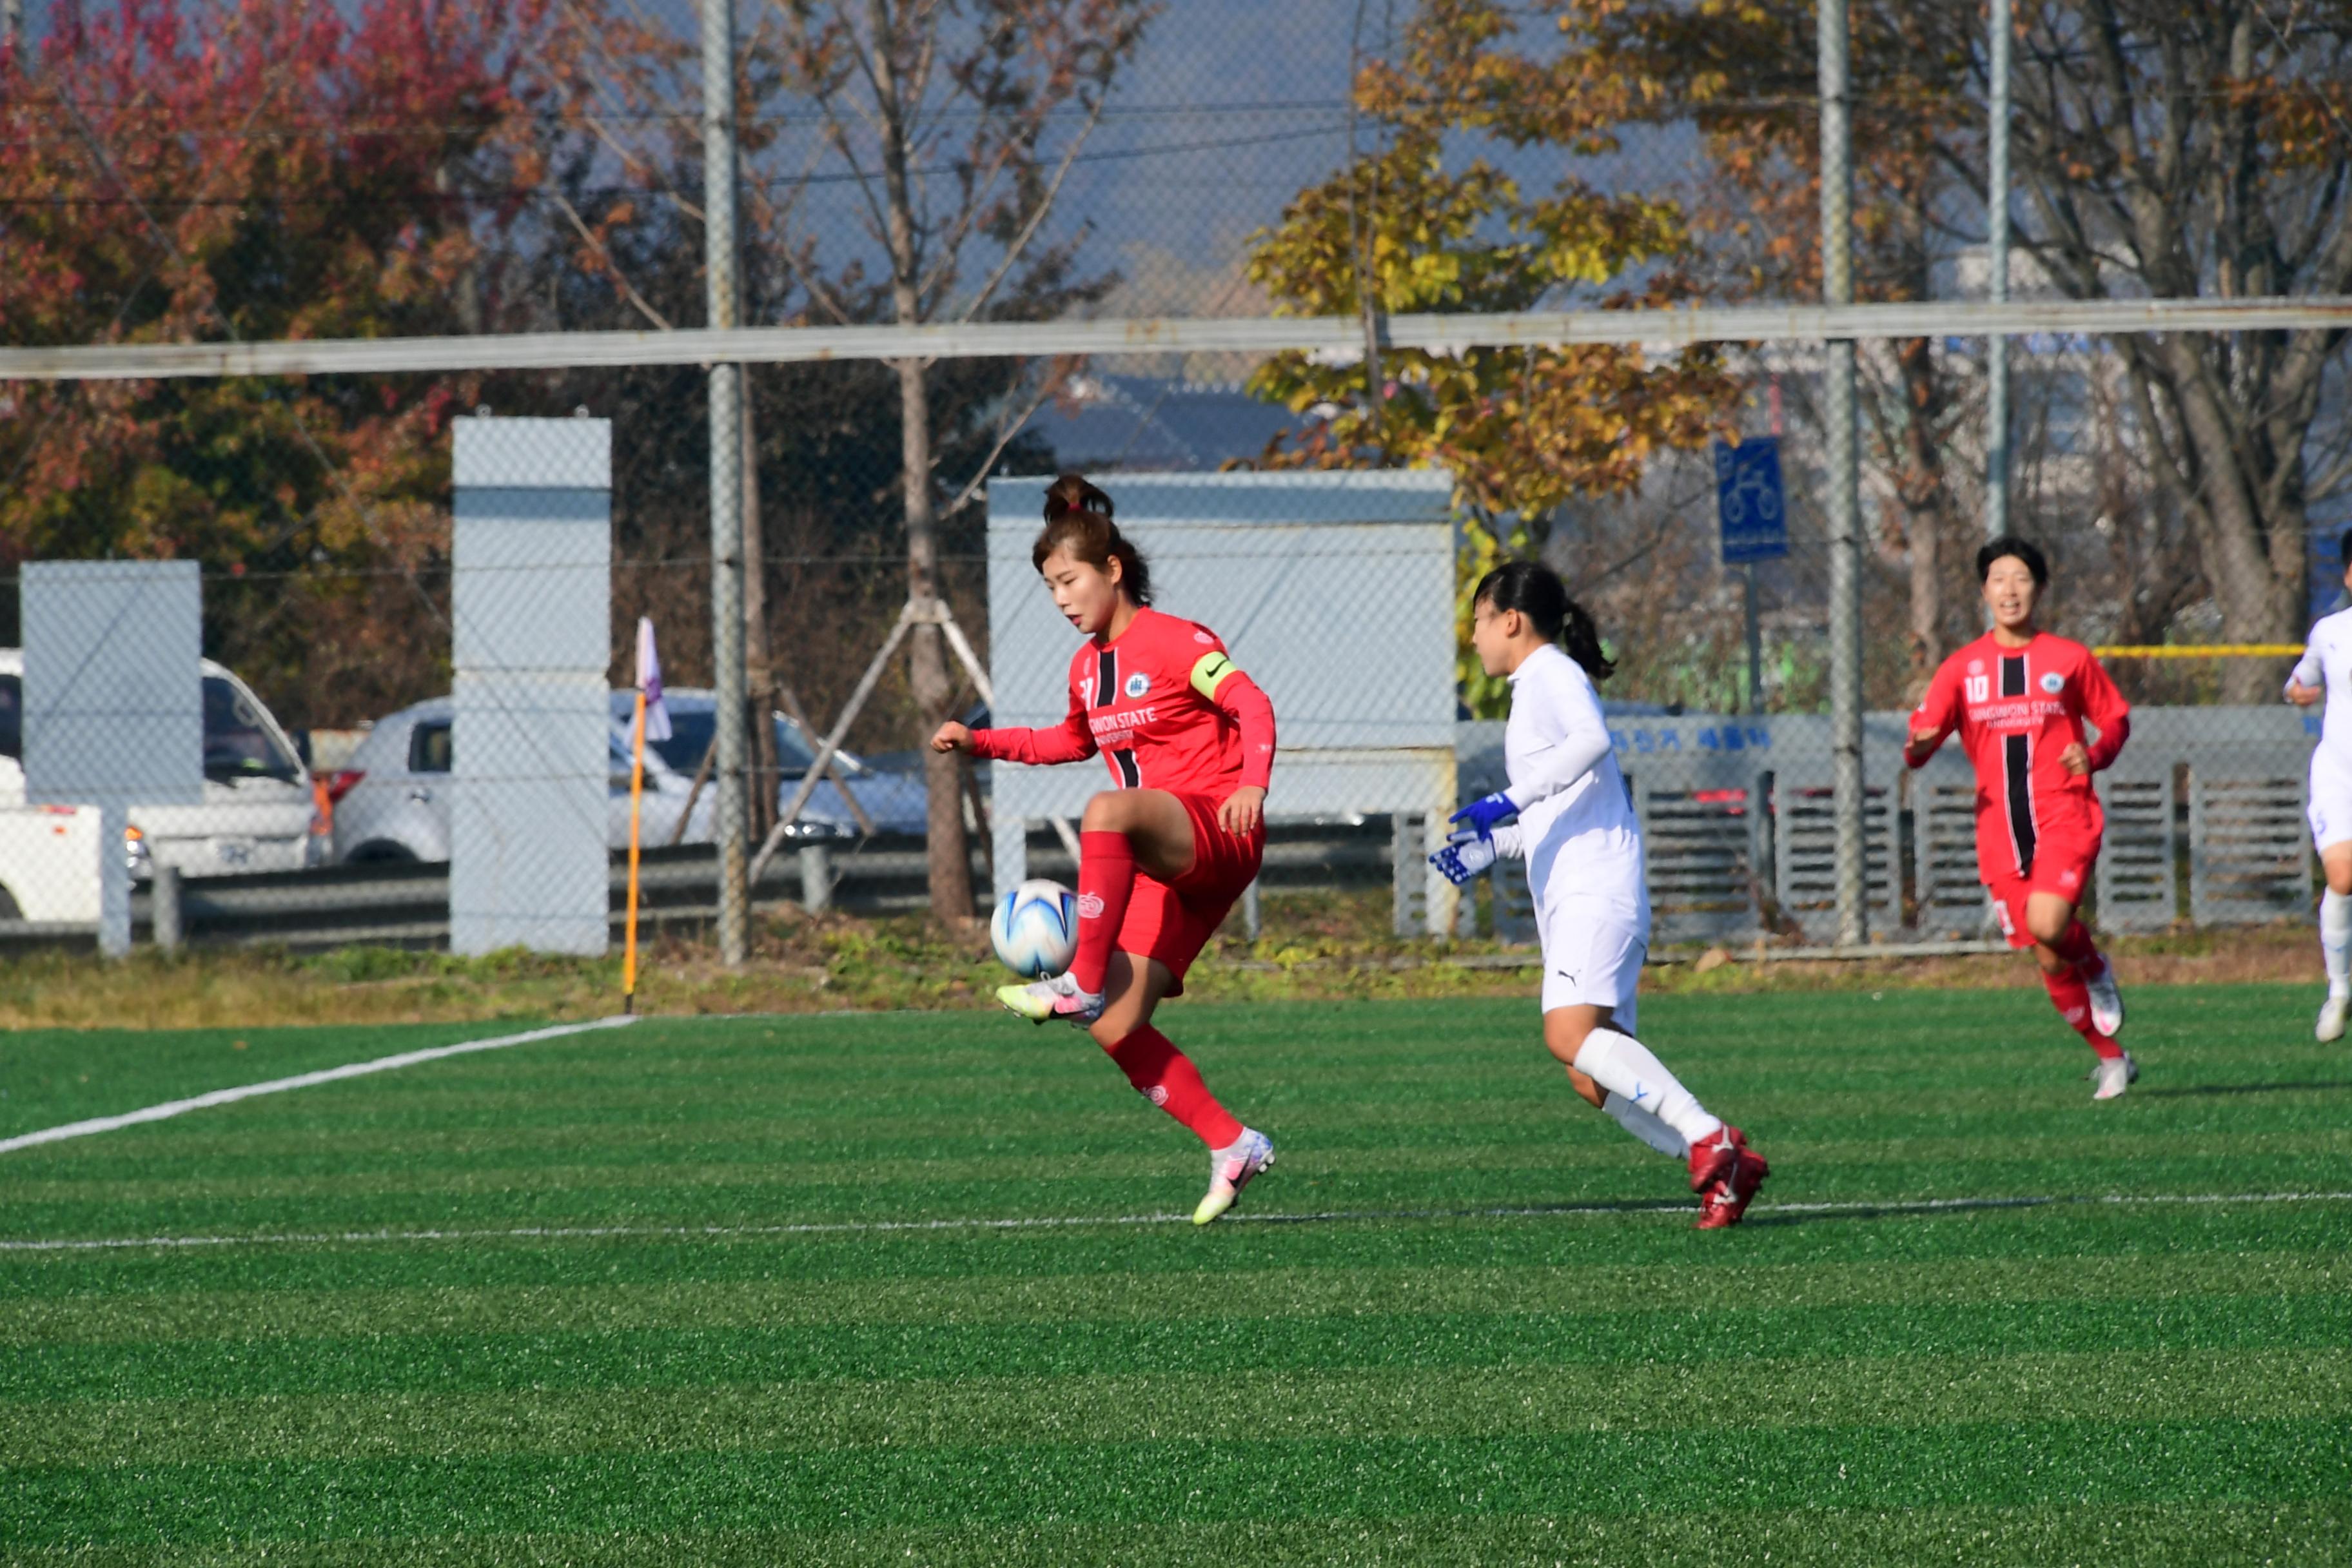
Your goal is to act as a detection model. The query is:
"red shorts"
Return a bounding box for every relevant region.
[1984,831,2101,949]
[1118,791,1264,995]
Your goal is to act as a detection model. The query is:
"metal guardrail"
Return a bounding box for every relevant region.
[0,828,1402,952]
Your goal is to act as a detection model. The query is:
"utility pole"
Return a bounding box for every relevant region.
[1985,0,2012,544]
[703,0,749,966]
[1820,0,1866,945]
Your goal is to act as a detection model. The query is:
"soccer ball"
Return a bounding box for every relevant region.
[990,878,1079,979]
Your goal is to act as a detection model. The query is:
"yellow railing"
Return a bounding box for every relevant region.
[2093,644,2305,658]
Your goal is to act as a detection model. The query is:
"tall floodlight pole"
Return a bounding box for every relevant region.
[1820,0,1866,945]
[703,0,749,966]
[1985,0,2012,544]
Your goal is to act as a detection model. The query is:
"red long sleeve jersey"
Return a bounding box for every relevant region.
[967,606,1277,798]
[1907,631,2132,877]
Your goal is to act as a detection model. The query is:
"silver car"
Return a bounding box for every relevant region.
[329,692,917,864]
[625,689,929,839]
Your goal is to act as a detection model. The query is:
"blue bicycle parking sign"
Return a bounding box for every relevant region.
[1714,436,1788,565]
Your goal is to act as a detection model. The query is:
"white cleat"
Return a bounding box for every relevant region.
[2082,952,2126,1038]
[1193,1128,1275,1226]
[2319,994,2349,1044]
[2091,1050,2139,1102]
[995,971,1105,1026]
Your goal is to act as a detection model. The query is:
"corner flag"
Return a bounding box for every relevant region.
[633,616,672,742]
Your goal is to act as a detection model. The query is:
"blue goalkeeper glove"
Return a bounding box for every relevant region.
[1428,828,1498,887]
[1448,791,1518,839]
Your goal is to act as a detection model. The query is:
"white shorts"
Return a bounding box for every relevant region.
[2311,760,2352,852]
[1537,892,1648,1030]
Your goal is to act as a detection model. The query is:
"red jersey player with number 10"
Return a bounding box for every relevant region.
[1905,536,2137,1099]
[931,475,1280,1224]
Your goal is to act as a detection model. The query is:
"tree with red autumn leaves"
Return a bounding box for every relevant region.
[0,0,560,725]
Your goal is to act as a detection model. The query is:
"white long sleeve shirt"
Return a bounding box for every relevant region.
[2289,607,2352,779]
[1489,643,1645,913]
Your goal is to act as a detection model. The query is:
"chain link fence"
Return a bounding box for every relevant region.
[1,2,2347,959]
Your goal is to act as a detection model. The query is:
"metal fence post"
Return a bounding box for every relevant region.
[1820,0,1867,946]
[798,842,832,916]
[152,863,183,954]
[702,0,749,966]
[1985,0,2012,544]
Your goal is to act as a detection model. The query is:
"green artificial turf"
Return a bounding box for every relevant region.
[3,986,2349,1564]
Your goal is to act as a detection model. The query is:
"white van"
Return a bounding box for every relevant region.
[0,651,322,922]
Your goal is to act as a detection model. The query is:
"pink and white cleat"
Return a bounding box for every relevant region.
[996,972,1105,1026]
[1193,1128,1275,1225]
[2082,952,2126,1038]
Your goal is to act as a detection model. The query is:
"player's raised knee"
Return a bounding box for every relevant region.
[1079,790,1138,832]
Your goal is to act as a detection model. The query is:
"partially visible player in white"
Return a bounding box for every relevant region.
[2285,527,2352,1043]
[1430,562,1769,1228]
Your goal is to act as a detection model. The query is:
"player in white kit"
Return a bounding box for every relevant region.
[2285,529,2352,1041]
[1430,562,1770,1228]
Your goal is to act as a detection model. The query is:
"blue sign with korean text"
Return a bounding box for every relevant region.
[1714,436,1788,565]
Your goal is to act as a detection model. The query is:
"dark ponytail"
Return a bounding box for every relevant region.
[1043,471,1113,522]
[1473,559,1614,681]
[1032,473,1151,603]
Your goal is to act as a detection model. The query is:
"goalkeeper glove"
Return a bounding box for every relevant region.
[1427,828,1498,887]
[1449,791,1518,838]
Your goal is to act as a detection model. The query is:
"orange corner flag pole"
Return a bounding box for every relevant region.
[622,689,648,1013]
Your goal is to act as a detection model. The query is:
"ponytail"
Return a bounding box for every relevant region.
[1032,473,1151,604]
[1043,471,1113,523]
[1472,559,1614,681]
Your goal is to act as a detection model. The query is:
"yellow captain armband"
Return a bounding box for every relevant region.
[1190,650,1240,700]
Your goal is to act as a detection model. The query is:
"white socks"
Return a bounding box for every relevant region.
[1574,1028,1723,1147]
[1603,1091,1687,1159]
[2324,889,2351,998]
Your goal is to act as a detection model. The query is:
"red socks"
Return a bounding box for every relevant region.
[2041,965,2124,1059]
[1104,1026,1244,1149]
[2050,919,2099,970]
[1073,830,1245,1149]
[1071,830,1136,995]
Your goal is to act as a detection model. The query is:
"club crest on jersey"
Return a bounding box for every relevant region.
[1967,659,1984,676]
[2040,672,2065,694]
[1123,672,1150,699]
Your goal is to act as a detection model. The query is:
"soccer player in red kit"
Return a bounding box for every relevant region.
[1905,536,2137,1099]
[931,475,1280,1222]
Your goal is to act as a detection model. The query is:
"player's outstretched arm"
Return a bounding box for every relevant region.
[955,680,1097,767]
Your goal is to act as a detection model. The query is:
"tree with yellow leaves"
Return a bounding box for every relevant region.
[1242,0,1740,711]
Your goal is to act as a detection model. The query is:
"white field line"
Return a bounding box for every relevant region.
[0,1015,640,1157]
[3,1188,2348,1254]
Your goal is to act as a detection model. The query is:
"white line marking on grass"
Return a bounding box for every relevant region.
[3,1188,2348,1253]
[0,1015,640,1157]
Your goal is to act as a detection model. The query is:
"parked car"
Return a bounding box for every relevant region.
[629,689,929,839]
[328,690,923,865]
[0,651,321,921]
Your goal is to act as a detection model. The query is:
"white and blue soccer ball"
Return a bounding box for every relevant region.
[990,878,1079,979]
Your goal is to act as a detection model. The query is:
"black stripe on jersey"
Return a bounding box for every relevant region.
[2004,733,2036,873]
[1111,749,1141,789]
[1094,649,1118,710]
[1999,653,2034,872]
